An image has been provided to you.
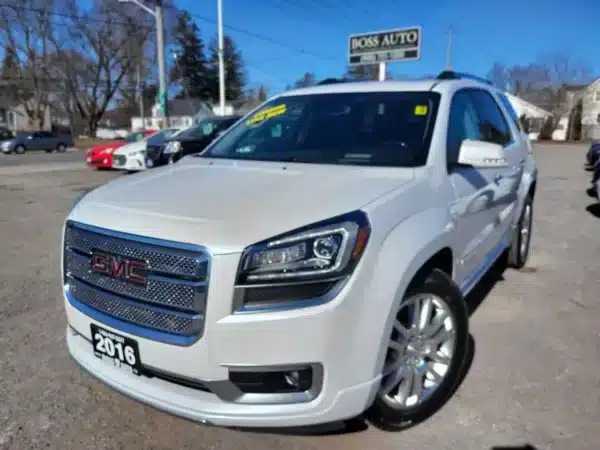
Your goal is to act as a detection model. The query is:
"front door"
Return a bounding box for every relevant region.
[447,90,503,291]
[469,89,525,246]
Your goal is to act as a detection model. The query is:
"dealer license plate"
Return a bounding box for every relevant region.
[146,158,154,168]
[90,324,142,376]
[86,156,92,163]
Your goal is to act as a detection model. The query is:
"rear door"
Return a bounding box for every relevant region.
[469,89,525,243]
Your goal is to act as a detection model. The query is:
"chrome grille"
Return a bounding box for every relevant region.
[63,221,209,345]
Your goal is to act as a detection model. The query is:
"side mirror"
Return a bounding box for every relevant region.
[457,139,509,168]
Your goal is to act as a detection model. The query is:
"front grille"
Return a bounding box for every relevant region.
[113,155,126,166]
[63,221,210,345]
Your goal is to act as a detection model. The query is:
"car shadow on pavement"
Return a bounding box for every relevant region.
[585,186,596,198]
[229,258,508,437]
[491,445,539,450]
[585,203,600,218]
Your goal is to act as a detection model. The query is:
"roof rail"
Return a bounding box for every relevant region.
[317,78,349,85]
[436,70,492,86]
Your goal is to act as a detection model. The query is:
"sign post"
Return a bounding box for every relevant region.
[348,26,422,81]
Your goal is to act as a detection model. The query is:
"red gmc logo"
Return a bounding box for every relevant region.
[91,249,148,286]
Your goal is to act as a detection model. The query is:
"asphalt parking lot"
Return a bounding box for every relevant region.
[0,148,84,168]
[1,143,599,450]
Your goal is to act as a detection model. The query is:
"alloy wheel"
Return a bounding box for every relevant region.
[380,293,457,410]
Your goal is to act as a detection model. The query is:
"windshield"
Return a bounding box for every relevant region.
[125,131,147,143]
[147,129,179,146]
[200,92,440,167]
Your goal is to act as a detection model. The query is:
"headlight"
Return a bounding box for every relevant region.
[1,140,12,149]
[163,141,181,154]
[237,211,370,284]
[102,147,114,154]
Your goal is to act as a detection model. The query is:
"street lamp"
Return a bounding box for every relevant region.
[117,0,168,127]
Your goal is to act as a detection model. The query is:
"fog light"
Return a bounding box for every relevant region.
[284,370,301,388]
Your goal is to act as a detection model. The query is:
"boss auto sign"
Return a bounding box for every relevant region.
[348,27,421,65]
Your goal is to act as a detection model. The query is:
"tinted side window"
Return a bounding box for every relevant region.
[469,90,512,146]
[447,91,483,165]
[497,93,522,132]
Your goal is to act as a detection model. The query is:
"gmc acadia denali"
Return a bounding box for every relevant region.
[62,71,537,431]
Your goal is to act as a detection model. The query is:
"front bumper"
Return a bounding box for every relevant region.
[86,156,113,168]
[113,154,146,171]
[66,284,379,428]
[67,325,377,427]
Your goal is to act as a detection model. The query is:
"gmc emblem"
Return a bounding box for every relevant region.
[90,249,148,286]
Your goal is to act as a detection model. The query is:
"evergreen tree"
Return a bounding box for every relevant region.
[170,11,208,100]
[206,34,246,104]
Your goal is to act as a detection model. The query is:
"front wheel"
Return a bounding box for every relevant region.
[15,145,25,154]
[366,269,469,431]
[508,194,533,269]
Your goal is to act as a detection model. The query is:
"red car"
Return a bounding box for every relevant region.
[85,130,156,169]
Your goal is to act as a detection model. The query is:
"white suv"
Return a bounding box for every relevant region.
[62,71,537,431]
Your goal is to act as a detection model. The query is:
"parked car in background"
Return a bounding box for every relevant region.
[85,130,156,169]
[1,130,74,154]
[112,128,184,173]
[145,115,241,168]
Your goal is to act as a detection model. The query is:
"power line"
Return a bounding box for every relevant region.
[168,7,340,63]
[0,2,340,65]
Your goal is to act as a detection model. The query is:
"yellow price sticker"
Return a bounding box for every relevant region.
[414,105,428,116]
[246,104,287,125]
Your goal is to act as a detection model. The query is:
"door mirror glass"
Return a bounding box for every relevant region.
[457,139,509,168]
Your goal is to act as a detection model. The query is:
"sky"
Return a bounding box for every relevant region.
[169,0,600,95]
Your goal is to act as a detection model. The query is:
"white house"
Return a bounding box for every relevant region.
[505,92,552,141]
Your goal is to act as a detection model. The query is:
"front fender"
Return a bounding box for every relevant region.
[348,206,455,403]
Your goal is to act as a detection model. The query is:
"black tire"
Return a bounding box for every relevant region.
[45,149,54,153]
[365,269,469,431]
[508,194,533,269]
[15,145,25,154]
[56,143,67,152]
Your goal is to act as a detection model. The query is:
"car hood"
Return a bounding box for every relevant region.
[114,140,147,155]
[71,157,415,254]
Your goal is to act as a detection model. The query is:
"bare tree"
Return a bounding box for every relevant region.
[49,0,153,136]
[0,0,56,130]
[488,53,592,132]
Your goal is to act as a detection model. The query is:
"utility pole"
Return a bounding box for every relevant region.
[217,0,226,115]
[137,64,145,129]
[155,0,168,127]
[445,27,453,70]
[117,0,168,127]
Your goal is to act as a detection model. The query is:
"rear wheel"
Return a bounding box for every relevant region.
[56,143,67,152]
[508,194,533,269]
[366,269,469,431]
